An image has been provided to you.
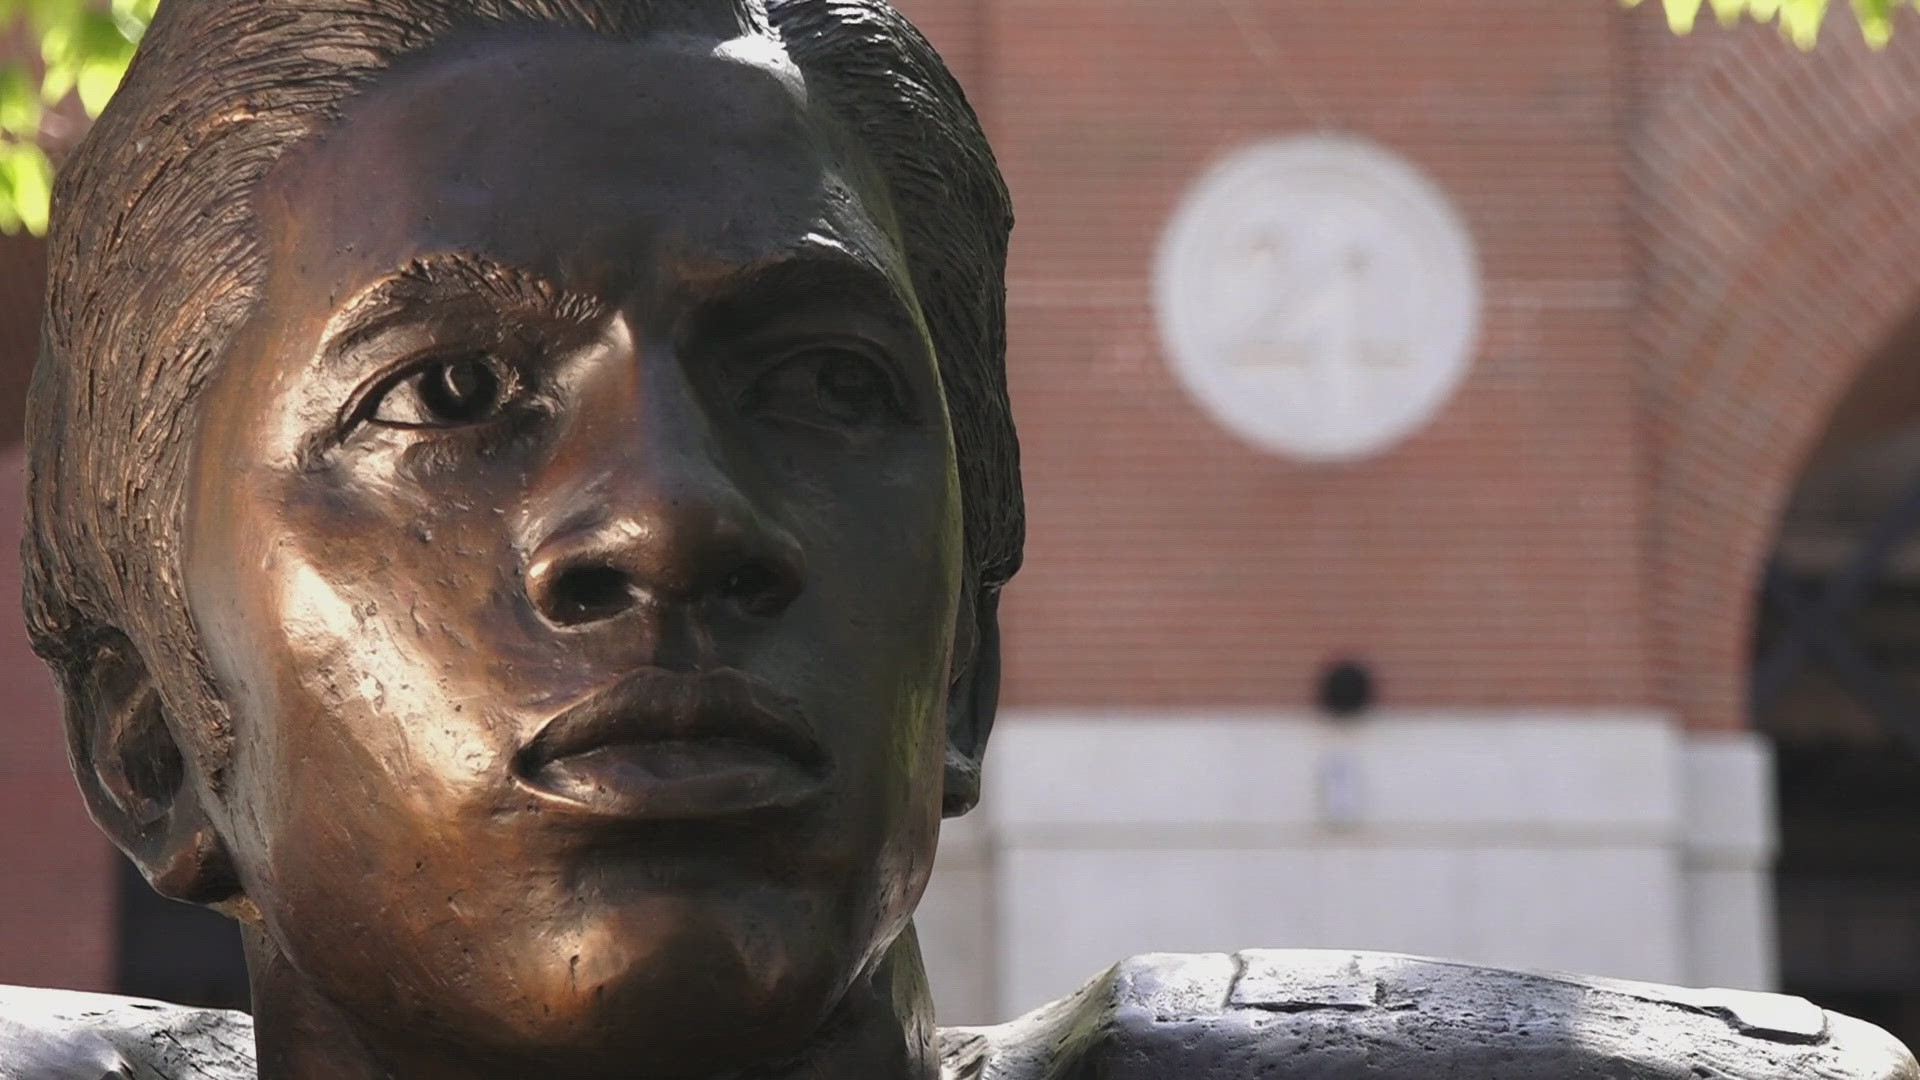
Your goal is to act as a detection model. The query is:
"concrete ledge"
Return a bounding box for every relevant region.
[986,711,1681,838]
[1682,734,1776,865]
[918,713,1779,1022]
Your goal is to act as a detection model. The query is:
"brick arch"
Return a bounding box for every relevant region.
[1637,16,1920,731]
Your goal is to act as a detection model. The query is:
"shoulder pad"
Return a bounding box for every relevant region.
[942,950,1919,1080]
[0,984,253,1079]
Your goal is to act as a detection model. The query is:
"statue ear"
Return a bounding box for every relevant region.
[943,587,1003,818]
[63,630,240,906]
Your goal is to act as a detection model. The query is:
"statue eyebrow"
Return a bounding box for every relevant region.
[692,240,916,327]
[721,233,894,284]
[320,254,609,357]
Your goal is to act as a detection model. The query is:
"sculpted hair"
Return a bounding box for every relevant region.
[22,0,1021,766]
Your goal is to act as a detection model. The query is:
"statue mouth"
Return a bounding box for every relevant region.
[512,667,831,820]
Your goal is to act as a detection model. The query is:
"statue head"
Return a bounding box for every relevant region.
[22,0,1018,1073]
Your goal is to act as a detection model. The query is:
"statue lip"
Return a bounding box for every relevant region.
[513,667,831,819]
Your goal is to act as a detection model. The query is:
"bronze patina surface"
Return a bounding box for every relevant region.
[2,1,1916,1078]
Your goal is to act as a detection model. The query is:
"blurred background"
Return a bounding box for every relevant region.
[5,0,1920,1051]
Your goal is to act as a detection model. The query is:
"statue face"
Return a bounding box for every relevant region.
[181,27,961,1074]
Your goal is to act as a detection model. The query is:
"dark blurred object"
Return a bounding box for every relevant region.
[1318,659,1376,719]
[114,857,247,1012]
[1758,419,1920,1051]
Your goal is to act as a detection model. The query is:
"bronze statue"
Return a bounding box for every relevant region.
[2,1,1915,1077]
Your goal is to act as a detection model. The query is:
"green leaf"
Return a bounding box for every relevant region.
[1663,0,1707,31]
[0,198,25,237]
[76,57,128,118]
[40,58,73,105]
[1627,0,1920,45]
[74,10,129,59]
[26,0,80,40]
[1710,0,1749,24]
[0,142,49,236]
[1781,0,1829,44]
[0,66,41,140]
[108,0,150,40]
[38,19,70,69]
[0,147,23,236]
[1853,0,1896,45]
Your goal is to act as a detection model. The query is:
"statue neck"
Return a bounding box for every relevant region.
[242,923,941,1080]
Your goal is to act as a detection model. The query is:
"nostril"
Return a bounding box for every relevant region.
[542,564,634,627]
[721,558,796,618]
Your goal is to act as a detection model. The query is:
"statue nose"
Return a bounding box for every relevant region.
[524,492,806,627]
[521,324,806,629]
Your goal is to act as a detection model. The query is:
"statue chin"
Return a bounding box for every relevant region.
[247,902,894,1079]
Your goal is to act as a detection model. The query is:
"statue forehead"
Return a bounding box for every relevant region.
[254,26,891,301]
[318,27,815,162]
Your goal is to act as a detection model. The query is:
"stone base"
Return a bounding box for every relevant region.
[916,713,1776,1025]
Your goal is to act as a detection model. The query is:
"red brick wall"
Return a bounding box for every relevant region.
[949,0,1651,714]
[0,444,115,993]
[909,0,1920,734]
[0,231,116,991]
[0,231,116,993]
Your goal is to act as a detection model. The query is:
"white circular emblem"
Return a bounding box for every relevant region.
[1153,135,1481,462]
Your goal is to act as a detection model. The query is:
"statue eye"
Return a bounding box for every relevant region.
[742,345,906,429]
[371,354,517,428]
